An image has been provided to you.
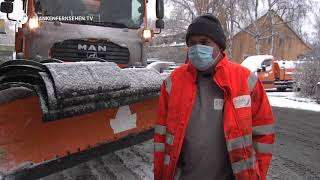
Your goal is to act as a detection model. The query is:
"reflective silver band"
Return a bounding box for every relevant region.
[232,156,256,174]
[227,134,252,152]
[248,72,258,93]
[166,133,174,145]
[155,125,167,135]
[253,124,274,135]
[154,143,165,152]
[175,168,183,180]
[164,154,170,165]
[165,77,172,94]
[254,142,273,154]
[233,95,251,108]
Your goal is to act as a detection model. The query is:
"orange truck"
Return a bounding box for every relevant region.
[241,55,297,91]
[0,0,165,179]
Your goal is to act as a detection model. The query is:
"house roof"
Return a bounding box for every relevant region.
[232,12,312,50]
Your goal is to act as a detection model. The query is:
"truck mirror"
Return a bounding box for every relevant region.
[156,19,164,29]
[0,1,14,14]
[156,0,164,19]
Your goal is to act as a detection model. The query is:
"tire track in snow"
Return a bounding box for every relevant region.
[98,152,141,180]
[86,158,118,180]
[114,140,153,180]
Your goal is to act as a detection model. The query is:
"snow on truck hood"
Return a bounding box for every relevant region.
[241,55,273,72]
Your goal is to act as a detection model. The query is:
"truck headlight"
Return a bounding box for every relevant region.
[28,17,40,29]
[142,29,153,40]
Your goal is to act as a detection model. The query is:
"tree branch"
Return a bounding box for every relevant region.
[232,20,256,37]
[258,32,278,40]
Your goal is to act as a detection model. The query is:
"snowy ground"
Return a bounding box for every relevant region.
[266,89,320,112]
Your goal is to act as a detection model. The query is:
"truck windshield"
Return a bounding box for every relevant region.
[35,0,144,29]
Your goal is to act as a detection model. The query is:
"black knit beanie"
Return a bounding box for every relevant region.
[186,14,226,50]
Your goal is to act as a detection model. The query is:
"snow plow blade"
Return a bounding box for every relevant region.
[0,60,162,180]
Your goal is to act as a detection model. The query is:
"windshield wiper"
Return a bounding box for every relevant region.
[59,20,96,25]
[98,21,129,28]
[51,19,131,28]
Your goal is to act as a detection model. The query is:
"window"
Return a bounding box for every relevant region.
[262,59,272,67]
[261,59,272,71]
[279,32,286,45]
[36,0,144,29]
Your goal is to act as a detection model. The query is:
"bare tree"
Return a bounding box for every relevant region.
[309,9,320,58]
[313,9,320,46]
[232,0,311,55]
[269,0,311,54]
[282,0,312,35]
[164,0,312,57]
[223,0,237,58]
[232,0,264,54]
[163,0,228,35]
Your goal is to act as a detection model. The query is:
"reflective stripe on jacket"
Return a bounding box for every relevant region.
[154,55,275,180]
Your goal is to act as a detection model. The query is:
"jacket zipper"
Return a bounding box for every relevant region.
[230,99,254,180]
[172,86,198,180]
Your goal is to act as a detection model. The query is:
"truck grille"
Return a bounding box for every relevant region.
[50,39,130,64]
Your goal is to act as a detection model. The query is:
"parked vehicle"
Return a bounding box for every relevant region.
[241,55,297,91]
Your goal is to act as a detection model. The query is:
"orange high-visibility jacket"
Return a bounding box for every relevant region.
[154,55,275,180]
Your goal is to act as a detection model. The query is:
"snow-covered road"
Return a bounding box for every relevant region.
[41,140,154,180]
[266,89,320,112]
[40,90,320,180]
[268,106,320,179]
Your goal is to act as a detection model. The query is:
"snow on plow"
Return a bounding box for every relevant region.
[0,60,162,180]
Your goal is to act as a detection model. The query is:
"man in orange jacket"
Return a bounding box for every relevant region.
[154,14,275,180]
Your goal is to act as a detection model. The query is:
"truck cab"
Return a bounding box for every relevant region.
[241,55,297,91]
[1,0,164,67]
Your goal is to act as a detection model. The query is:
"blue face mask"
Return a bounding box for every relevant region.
[188,44,219,71]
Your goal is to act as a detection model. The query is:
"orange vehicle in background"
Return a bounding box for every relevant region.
[241,55,297,91]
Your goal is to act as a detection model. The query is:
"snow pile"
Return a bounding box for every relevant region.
[45,62,130,99]
[241,55,273,72]
[0,86,35,105]
[146,61,175,73]
[121,68,162,94]
[267,92,320,111]
[1,61,163,121]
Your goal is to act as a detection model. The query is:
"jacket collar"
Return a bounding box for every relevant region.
[186,54,231,95]
[187,54,229,81]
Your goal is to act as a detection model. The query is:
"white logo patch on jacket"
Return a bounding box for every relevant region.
[233,95,251,108]
[214,99,224,110]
